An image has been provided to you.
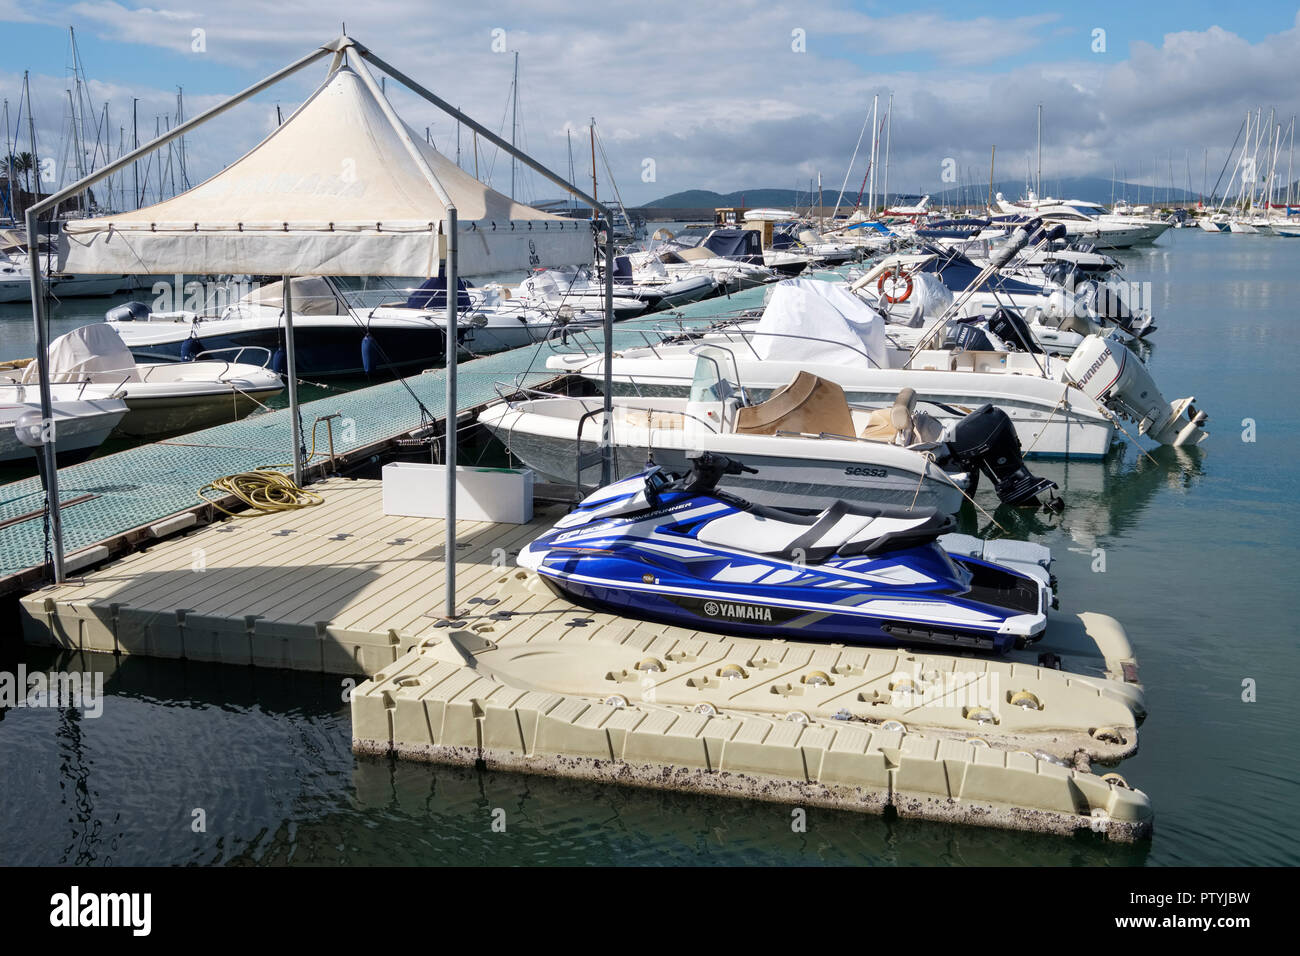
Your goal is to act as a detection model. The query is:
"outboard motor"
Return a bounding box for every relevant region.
[945,405,1060,508]
[985,307,1043,353]
[105,301,151,322]
[946,320,996,352]
[1065,335,1208,446]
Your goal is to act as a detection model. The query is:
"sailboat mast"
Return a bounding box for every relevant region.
[988,145,996,210]
[567,129,575,214]
[882,92,893,211]
[1288,116,1295,209]
[176,88,189,190]
[589,118,598,213]
[510,51,518,198]
[1036,103,1042,197]
[132,96,139,209]
[3,98,15,222]
[24,73,41,210]
[867,94,878,213]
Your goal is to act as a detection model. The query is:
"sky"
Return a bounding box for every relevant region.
[2,1,1299,207]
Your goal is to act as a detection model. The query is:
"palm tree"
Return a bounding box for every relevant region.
[14,152,35,193]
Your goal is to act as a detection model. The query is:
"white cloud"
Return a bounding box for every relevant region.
[2,3,1298,205]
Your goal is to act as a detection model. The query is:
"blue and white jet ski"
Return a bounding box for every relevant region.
[518,453,1052,654]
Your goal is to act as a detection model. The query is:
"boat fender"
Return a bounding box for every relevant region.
[361,332,377,376]
[105,301,150,322]
[877,268,913,303]
[272,345,286,376]
[180,333,202,362]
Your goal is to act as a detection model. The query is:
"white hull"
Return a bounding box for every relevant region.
[547,353,1116,459]
[479,396,968,511]
[0,393,127,464]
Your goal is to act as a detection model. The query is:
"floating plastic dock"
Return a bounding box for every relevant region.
[0,293,766,592]
[18,477,1152,841]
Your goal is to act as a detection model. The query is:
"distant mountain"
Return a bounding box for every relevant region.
[644,177,1207,209]
[643,188,824,209]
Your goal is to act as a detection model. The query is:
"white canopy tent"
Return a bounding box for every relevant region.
[24,35,617,618]
[57,65,588,277]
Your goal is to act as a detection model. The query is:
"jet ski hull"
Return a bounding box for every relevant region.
[520,464,1051,654]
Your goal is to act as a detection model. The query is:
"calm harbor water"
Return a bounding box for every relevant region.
[1,228,1297,865]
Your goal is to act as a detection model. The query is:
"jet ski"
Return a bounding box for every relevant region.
[518,453,1053,654]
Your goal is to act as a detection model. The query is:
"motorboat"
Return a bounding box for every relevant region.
[509,267,652,319]
[102,275,573,376]
[994,195,1169,248]
[0,230,130,302]
[518,452,1052,653]
[4,324,283,439]
[481,347,1059,512]
[0,386,127,465]
[544,278,1208,459]
[623,239,776,293]
[609,256,720,308]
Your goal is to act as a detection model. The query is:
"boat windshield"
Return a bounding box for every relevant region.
[689,345,745,404]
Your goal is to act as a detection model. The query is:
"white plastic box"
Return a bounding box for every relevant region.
[381,462,534,524]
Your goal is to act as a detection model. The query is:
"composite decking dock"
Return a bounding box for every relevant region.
[0,289,769,593]
[18,477,1153,841]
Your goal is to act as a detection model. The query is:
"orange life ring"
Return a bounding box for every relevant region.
[877,268,913,303]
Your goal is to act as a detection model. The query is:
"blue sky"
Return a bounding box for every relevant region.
[3,1,1299,204]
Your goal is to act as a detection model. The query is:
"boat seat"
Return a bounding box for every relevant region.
[696,498,953,562]
[734,370,855,438]
[858,388,945,445]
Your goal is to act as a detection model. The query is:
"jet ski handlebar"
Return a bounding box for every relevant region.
[684,452,757,492]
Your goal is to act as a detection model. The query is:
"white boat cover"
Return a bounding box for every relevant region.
[753,278,887,367]
[57,67,589,278]
[240,277,343,315]
[23,323,140,384]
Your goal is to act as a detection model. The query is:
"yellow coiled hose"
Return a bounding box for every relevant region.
[198,418,339,516]
[198,468,324,516]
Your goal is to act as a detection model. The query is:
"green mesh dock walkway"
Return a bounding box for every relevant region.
[0,283,781,585]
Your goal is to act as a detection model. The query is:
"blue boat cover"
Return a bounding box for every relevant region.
[405,276,473,310]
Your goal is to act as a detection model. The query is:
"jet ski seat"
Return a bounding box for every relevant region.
[696,497,953,562]
[734,370,855,438]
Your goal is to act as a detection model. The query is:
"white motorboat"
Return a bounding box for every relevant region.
[509,267,652,319]
[483,345,1061,513]
[624,242,775,293]
[103,276,577,376]
[0,386,127,465]
[0,230,130,302]
[995,196,1169,248]
[544,279,1207,459]
[5,324,284,439]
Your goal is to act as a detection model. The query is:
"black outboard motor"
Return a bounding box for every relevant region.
[105,301,150,322]
[986,307,1043,353]
[945,405,1061,509]
[946,320,996,352]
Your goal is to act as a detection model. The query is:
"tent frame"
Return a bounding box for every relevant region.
[25,35,616,620]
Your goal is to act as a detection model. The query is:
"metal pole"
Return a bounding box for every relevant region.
[602,221,614,484]
[282,276,303,486]
[26,207,65,582]
[443,208,459,618]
